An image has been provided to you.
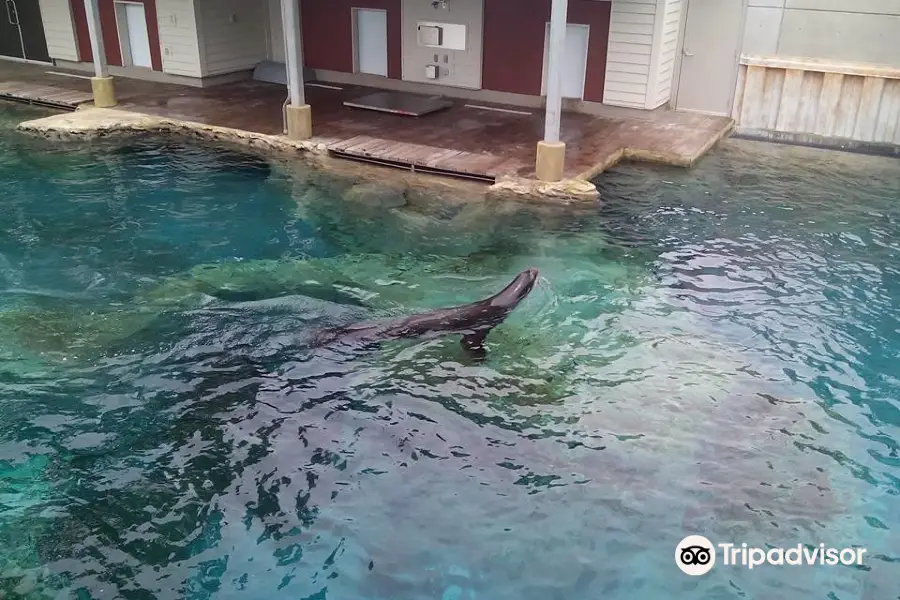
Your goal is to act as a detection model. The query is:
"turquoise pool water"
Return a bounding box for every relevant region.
[1,102,898,599]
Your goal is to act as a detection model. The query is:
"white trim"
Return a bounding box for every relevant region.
[45,70,92,79]
[645,0,667,109]
[671,0,690,110]
[465,104,532,116]
[0,55,52,66]
[675,107,734,117]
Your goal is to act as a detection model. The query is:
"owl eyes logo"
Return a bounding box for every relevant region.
[675,535,716,576]
[680,545,712,565]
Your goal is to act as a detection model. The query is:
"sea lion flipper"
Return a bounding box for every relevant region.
[461,331,488,360]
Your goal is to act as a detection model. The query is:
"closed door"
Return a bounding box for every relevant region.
[18,0,49,61]
[541,23,590,100]
[675,0,745,116]
[115,1,153,68]
[355,8,388,77]
[0,0,25,59]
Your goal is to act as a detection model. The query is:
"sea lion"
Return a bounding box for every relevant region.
[311,268,539,358]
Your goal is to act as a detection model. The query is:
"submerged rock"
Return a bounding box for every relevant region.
[343,182,409,209]
[0,302,160,360]
[138,258,376,309]
[489,176,601,204]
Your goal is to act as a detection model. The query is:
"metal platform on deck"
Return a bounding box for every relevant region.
[343,91,453,117]
[328,135,516,182]
[0,80,93,110]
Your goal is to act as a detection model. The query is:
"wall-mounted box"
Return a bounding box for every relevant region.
[418,25,443,46]
[416,21,466,50]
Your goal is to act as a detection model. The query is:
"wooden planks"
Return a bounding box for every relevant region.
[327,135,516,181]
[0,80,93,109]
[736,61,900,146]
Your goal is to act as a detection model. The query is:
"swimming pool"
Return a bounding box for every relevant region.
[1,102,898,599]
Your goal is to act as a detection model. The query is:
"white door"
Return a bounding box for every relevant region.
[675,0,744,115]
[542,24,590,100]
[115,2,153,68]
[355,8,388,77]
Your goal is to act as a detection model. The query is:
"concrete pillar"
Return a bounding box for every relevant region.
[537,0,568,181]
[84,0,116,107]
[536,141,566,182]
[285,104,312,139]
[282,0,311,139]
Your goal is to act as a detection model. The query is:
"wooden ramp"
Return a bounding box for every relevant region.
[328,135,521,183]
[0,80,93,110]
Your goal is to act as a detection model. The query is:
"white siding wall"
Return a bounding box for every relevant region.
[604,0,682,109]
[155,0,203,77]
[647,0,682,107]
[195,0,268,76]
[37,0,79,62]
[603,0,655,108]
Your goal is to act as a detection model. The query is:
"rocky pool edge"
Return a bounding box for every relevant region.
[15,107,602,205]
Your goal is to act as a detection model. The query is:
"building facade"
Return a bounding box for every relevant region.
[33,0,688,113]
[19,0,900,155]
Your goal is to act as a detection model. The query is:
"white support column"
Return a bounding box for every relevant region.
[84,0,107,78]
[544,0,568,143]
[282,0,304,106]
[84,0,116,107]
[536,0,568,181]
[282,0,311,139]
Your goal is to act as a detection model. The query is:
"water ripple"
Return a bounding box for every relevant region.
[1,107,899,598]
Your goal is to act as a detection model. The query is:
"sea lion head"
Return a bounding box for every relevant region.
[490,267,538,309]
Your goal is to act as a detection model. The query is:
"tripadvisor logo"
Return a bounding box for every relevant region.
[675,535,867,576]
[675,535,716,576]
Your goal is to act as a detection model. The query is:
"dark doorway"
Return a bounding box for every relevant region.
[1,0,50,62]
[0,0,24,59]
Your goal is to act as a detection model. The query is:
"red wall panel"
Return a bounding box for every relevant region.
[301,0,402,80]
[71,0,163,72]
[482,0,611,102]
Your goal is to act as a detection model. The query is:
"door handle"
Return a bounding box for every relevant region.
[682,48,694,57]
[6,0,18,25]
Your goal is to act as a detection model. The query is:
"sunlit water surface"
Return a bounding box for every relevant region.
[1,103,898,599]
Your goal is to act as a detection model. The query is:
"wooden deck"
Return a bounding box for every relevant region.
[0,79,94,110]
[328,135,518,181]
[0,61,734,183]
